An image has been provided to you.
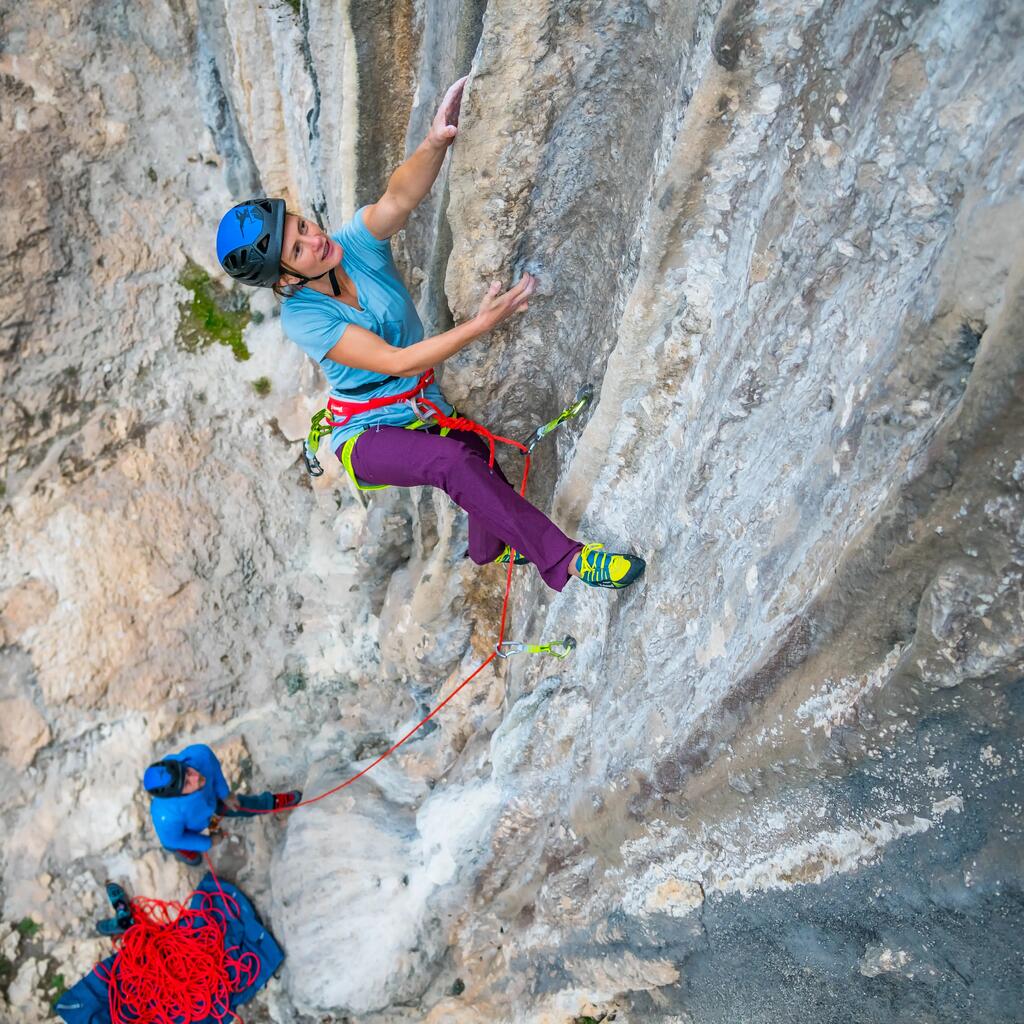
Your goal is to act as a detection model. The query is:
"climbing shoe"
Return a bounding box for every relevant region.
[175,849,202,866]
[574,543,646,589]
[493,544,529,565]
[96,916,128,938]
[273,790,302,810]
[105,881,133,931]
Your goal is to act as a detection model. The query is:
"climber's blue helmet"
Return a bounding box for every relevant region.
[143,759,186,798]
[216,198,285,287]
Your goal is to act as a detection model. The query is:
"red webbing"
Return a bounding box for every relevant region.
[324,369,435,427]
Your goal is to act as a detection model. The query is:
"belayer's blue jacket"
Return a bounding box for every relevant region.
[149,744,229,852]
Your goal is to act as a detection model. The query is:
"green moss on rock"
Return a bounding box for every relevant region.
[177,260,251,361]
[252,376,272,397]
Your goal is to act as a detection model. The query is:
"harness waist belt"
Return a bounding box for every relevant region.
[325,369,435,428]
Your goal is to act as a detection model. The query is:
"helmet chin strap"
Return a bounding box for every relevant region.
[282,262,342,296]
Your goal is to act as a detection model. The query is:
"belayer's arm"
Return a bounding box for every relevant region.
[363,77,467,240]
[174,829,213,853]
[154,813,211,853]
[324,275,537,375]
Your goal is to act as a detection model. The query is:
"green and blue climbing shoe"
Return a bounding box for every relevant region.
[493,544,530,565]
[96,916,128,938]
[105,881,133,930]
[575,542,646,589]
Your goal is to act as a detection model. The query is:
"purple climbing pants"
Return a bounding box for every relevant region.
[349,426,583,592]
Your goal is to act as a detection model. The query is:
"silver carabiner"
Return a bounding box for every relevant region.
[302,441,325,477]
[495,641,526,659]
[408,394,436,424]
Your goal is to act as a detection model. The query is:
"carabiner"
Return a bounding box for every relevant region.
[495,641,527,659]
[303,440,325,477]
[407,394,436,424]
[544,635,577,659]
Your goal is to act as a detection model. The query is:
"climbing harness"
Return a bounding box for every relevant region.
[304,372,581,491]
[303,370,448,483]
[251,384,595,818]
[496,636,577,659]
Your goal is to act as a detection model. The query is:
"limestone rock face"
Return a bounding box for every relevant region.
[2,1,1023,1023]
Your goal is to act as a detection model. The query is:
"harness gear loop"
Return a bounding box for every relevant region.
[495,635,577,660]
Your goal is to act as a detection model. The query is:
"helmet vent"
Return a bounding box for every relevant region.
[256,236,269,254]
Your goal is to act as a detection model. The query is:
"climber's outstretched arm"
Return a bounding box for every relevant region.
[363,76,467,240]
[325,274,537,374]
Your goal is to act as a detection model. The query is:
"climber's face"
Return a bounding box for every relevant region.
[280,213,341,281]
[181,767,205,794]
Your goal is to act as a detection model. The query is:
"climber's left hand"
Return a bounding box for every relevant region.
[428,77,468,147]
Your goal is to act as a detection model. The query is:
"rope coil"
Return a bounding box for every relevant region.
[95,883,258,1024]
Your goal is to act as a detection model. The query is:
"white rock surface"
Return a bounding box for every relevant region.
[1,1,1022,1022]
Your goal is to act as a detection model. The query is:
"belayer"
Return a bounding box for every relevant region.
[215,77,645,592]
[143,743,301,865]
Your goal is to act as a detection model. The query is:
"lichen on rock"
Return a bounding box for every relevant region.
[176,259,252,361]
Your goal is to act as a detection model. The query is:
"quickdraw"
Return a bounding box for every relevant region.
[496,636,577,659]
[524,384,594,454]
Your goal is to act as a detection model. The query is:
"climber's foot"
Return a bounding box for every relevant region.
[96,916,128,938]
[493,544,530,565]
[574,543,646,590]
[273,790,302,810]
[104,881,133,929]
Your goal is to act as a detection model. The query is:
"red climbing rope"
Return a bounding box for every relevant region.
[246,427,532,817]
[415,395,530,469]
[95,883,259,1024]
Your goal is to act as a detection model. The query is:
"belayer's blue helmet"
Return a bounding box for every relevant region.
[143,760,186,798]
[216,198,285,287]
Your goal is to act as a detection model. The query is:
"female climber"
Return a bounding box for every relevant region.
[214,77,644,592]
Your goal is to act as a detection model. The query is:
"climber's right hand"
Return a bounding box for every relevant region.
[475,273,537,331]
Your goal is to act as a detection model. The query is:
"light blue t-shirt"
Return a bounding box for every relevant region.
[280,207,452,450]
